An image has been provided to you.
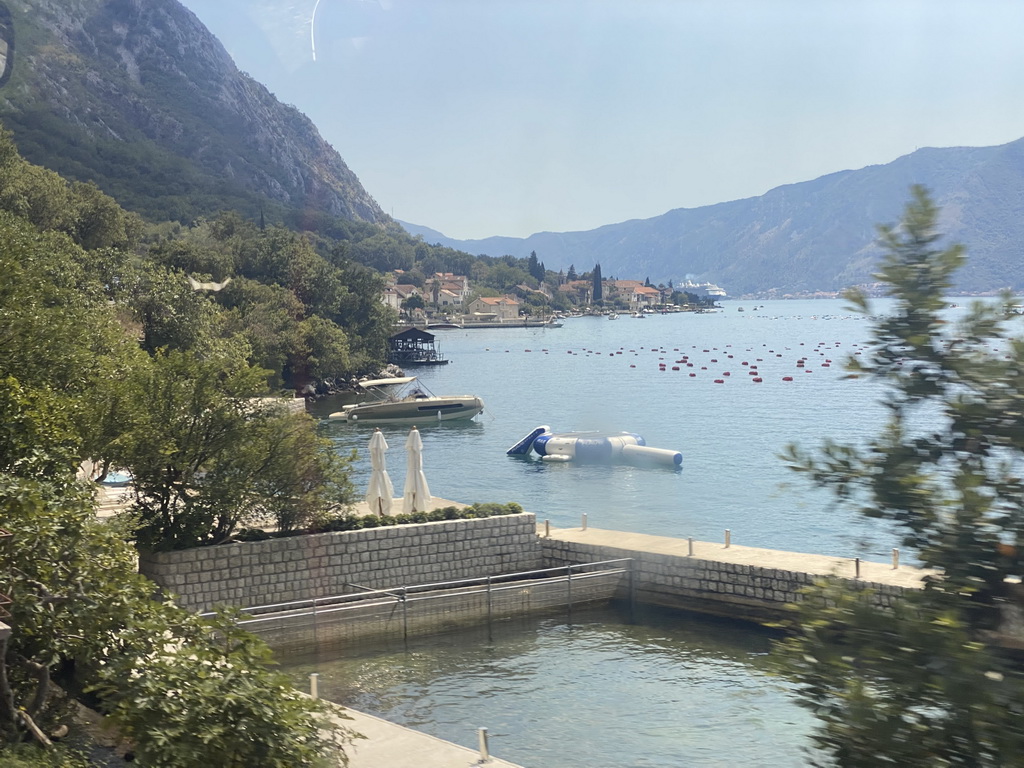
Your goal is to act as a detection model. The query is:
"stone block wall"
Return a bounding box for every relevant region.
[541,536,909,623]
[140,513,542,612]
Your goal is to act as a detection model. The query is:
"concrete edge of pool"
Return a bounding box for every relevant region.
[327,704,524,768]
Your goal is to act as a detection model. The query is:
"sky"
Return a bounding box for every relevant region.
[176,0,1024,240]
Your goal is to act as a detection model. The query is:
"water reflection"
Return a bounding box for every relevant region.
[280,603,815,767]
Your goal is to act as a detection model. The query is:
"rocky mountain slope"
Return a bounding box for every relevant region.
[405,137,1024,297]
[0,0,389,227]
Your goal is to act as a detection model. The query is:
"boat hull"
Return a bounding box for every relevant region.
[329,396,484,424]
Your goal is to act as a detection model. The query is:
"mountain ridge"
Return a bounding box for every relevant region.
[403,137,1024,296]
[0,0,389,228]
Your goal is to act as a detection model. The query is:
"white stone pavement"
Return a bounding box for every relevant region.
[330,706,523,768]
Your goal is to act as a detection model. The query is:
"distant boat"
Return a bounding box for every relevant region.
[631,311,645,318]
[607,312,619,320]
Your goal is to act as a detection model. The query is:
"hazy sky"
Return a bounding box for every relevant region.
[177,0,1024,240]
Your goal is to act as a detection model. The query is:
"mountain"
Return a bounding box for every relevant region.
[0,0,389,227]
[403,138,1024,297]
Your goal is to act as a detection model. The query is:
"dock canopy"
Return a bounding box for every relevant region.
[388,327,449,365]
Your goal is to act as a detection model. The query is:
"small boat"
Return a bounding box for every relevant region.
[608,312,620,320]
[631,312,645,319]
[326,377,484,424]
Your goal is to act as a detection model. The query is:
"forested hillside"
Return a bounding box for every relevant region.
[0,0,386,228]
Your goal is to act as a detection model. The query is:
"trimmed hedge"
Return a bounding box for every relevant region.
[235,502,524,541]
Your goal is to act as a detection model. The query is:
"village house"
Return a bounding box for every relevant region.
[381,283,421,311]
[466,295,520,322]
[431,274,469,307]
[610,280,661,310]
[558,280,592,305]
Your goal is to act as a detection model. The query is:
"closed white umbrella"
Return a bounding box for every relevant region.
[365,428,394,516]
[402,426,432,514]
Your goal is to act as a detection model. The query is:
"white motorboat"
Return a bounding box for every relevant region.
[326,377,484,424]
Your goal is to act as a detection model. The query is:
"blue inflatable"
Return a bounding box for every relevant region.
[507,426,682,468]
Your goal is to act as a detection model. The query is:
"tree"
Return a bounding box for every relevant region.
[0,464,350,765]
[592,263,603,302]
[773,186,1024,766]
[114,350,354,551]
[402,294,425,312]
[527,250,545,282]
[567,264,577,281]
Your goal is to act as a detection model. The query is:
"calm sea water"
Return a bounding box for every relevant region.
[310,298,912,557]
[284,604,816,768]
[291,297,986,766]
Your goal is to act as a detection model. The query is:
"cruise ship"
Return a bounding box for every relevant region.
[677,280,727,300]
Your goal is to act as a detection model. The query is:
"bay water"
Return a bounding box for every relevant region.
[290,298,980,766]
[309,298,907,556]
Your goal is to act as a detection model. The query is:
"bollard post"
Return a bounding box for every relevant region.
[545,519,550,538]
[892,548,899,569]
[478,727,491,763]
[309,673,319,700]
[725,529,731,548]
[688,537,694,556]
[582,512,588,531]
[854,557,861,579]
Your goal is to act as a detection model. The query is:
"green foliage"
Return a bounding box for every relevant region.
[773,186,1024,765]
[0,128,142,251]
[774,580,1024,767]
[402,293,425,311]
[93,610,350,768]
[237,502,524,539]
[0,745,92,767]
[112,350,354,550]
[0,469,351,764]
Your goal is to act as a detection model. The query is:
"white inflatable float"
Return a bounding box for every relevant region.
[507,426,682,468]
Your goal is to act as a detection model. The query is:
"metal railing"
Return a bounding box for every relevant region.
[204,558,633,644]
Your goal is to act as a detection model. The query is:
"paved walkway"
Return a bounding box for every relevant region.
[327,706,524,768]
[542,524,932,589]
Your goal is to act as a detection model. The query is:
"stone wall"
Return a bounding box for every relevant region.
[140,513,542,613]
[541,534,911,623]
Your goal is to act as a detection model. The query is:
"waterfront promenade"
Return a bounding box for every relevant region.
[543,524,930,591]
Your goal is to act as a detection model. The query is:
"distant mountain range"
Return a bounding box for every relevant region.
[2,0,1021,297]
[403,138,1024,297]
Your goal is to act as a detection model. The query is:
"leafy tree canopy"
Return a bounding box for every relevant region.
[774,186,1024,766]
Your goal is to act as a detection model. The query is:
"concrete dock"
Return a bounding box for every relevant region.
[329,706,524,768]
[543,524,930,590]
[540,524,931,622]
